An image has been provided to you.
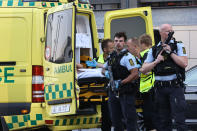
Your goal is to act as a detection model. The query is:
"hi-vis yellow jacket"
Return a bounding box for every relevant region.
[97,54,105,64]
[140,49,155,93]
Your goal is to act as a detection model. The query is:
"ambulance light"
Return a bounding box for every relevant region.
[45,120,54,124]
[21,109,29,114]
[32,66,45,103]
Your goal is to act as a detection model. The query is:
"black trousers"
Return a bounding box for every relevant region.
[142,89,158,130]
[101,100,112,131]
[0,117,9,131]
[154,82,187,131]
[108,90,137,131]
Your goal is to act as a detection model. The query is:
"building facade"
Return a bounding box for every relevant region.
[90,0,197,69]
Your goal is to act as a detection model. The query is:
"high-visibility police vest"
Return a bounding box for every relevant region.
[97,54,105,64]
[140,49,155,93]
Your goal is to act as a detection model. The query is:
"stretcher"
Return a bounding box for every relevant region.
[77,68,109,103]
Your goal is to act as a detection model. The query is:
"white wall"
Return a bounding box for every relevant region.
[154,25,197,70]
[173,26,197,69]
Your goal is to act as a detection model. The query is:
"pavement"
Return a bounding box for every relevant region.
[73,129,101,131]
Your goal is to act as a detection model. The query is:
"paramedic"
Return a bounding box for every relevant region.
[85,39,114,68]
[99,39,114,131]
[97,39,114,68]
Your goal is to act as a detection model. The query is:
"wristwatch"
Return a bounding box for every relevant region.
[169,51,174,55]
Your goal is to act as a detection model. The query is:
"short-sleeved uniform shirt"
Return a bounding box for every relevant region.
[104,49,138,79]
[144,40,187,81]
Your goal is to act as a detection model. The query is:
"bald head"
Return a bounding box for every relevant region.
[159,24,172,32]
[127,38,140,47]
[159,24,173,42]
[126,38,140,57]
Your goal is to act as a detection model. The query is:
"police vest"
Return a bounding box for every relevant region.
[152,41,185,82]
[140,49,155,93]
[109,50,130,80]
[152,42,178,76]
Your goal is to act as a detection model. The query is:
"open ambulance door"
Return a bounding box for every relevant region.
[44,3,78,116]
[104,7,154,44]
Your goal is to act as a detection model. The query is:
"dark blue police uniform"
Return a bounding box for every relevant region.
[145,40,187,131]
[104,49,138,131]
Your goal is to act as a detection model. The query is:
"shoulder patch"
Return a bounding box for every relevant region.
[182,47,186,54]
[129,59,134,66]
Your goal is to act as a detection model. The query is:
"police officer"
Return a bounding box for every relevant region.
[103,32,139,131]
[140,24,188,131]
[127,35,157,131]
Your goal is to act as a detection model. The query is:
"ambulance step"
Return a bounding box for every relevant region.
[76,105,97,115]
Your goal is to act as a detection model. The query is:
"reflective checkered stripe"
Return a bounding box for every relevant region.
[52,117,100,126]
[5,114,43,130]
[0,0,64,7]
[0,0,91,9]
[77,3,91,9]
[44,82,73,101]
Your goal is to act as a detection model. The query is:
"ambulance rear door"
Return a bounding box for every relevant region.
[104,7,154,43]
[44,3,78,116]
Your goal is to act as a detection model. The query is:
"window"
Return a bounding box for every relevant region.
[140,1,197,8]
[110,16,146,39]
[45,9,73,64]
[185,66,197,86]
[90,0,121,10]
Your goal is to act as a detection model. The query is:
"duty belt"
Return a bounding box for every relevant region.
[155,79,179,87]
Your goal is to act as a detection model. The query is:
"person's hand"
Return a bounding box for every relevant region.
[155,51,164,64]
[162,43,172,54]
[115,80,121,89]
[85,59,97,67]
[105,71,110,79]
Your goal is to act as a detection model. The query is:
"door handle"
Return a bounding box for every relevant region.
[46,68,50,71]
[20,69,26,72]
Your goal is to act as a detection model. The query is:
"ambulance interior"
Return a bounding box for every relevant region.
[75,14,108,105]
[75,14,104,78]
[75,14,93,68]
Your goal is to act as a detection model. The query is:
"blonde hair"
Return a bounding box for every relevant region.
[139,34,152,47]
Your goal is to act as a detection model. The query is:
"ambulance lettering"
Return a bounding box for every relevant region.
[0,67,14,83]
[54,65,72,74]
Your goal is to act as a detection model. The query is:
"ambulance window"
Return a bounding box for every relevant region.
[75,14,93,64]
[45,9,73,63]
[110,16,146,39]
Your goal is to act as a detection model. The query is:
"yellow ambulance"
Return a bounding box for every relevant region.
[0,0,105,130]
[0,0,154,129]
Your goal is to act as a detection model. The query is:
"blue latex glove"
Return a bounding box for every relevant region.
[105,71,110,79]
[115,80,121,89]
[85,59,97,67]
